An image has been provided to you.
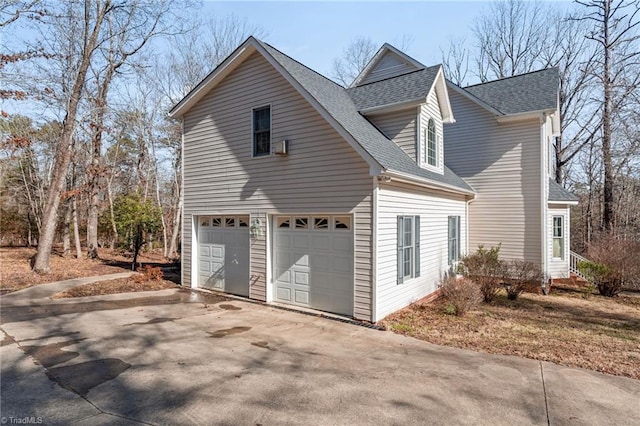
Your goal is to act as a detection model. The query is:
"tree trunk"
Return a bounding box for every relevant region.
[168,196,181,259]
[601,1,614,231]
[33,0,109,273]
[62,199,71,256]
[132,224,142,270]
[107,179,118,249]
[72,196,82,259]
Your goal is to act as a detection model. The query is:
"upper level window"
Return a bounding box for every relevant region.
[253,106,271,156]
[427,119,437,167]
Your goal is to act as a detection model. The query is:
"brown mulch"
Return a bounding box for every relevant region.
[51,277,177,299]
[382,289,640,380]
[0,247,178,294]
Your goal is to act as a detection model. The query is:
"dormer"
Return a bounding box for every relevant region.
[346,44,454,175]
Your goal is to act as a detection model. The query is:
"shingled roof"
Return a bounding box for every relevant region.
[464,68,559,115]
[548,179,579,203]
[257,40,474,193]
[346,66,440,111]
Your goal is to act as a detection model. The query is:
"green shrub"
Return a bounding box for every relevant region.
[440,275,482,316]
[458,245,505,302]
[503,259,543,300]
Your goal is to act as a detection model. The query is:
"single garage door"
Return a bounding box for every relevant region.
[273,215,353,316]
[198,215,250,297]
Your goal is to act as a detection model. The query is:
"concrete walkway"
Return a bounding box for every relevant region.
[1,278,639,425]
[0,273,137,307]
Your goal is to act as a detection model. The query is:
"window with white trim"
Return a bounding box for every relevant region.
[553,216,564,259]
[448,216,460,265]
[421,118,437,167]
[397,215,420,284]
[252,106,271,156]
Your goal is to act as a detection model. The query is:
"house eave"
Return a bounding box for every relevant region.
[359,98,424,115]
[496,109,557,123]
[548,200,579,206]
[382,170,476,198]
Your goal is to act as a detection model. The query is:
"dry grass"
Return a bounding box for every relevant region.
[0,247,177,294]
[382,289,640,380]
[52,277,177,299]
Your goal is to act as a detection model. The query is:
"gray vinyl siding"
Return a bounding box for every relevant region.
[182,52,374,320]
[418,89,444,174]
[547,206,570,278]
[444,90,542,265]
[376,181,467,320]
[360,51,419,85]
[368,109,418,161]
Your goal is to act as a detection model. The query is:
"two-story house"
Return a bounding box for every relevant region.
[168,37,577,322]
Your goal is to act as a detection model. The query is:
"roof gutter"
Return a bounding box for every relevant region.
[382,169,476,198]
[548,200,579,206]
[496,109,556,123]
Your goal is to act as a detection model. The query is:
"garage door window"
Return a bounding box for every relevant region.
[314,217,329,230]
[238,217,249,228]
[200,217,210,227]
[334,216,351,230]
[277,217,290,228]
[295,217,308,229]
[211,217,222,227]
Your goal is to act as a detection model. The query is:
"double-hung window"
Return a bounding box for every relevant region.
[448,216,460,265]
[553,216,564,259]
[252,106,271,156]
[397,215,420,284]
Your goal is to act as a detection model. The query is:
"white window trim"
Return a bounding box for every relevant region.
[251,104,272,158]
[448,215,460,266]
[552,215,565,260]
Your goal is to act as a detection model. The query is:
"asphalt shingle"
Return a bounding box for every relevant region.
[548,179,579,202]
[464,68,559,115]
[346,66,440,111]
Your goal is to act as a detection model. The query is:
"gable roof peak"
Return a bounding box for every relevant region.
[350,43,427,88]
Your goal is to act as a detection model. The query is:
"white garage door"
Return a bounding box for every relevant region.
[198,215,250,297]
[273,215,353,316]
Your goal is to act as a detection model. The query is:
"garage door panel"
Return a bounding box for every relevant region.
[198,217,249,297]
[274,215,354,316]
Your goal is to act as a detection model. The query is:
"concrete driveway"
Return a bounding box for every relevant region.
[1,285,639,425]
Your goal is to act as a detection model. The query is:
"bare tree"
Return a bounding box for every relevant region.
[331,36,378,87]
[440,36,470,86]
[573,0,640,231]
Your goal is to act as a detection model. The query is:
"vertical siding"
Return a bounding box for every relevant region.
[182,52,374,320]
[369,108,417,161]
[547,206,570,278]
[376,181,467,320]
[418,89,445,174]
[360,51,419,85]
[444,90,542,264]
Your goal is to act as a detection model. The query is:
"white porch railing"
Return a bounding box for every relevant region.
[569,251,589,280]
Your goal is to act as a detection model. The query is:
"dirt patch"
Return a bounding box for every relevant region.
[51,277,177,299]
[0,247,178,294]
[382,290,640,380]
[208,327,251,338]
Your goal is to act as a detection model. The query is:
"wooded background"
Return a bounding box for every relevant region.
[1,0,638,273]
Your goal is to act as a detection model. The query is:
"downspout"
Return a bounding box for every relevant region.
[371,176,379,322]
[540,114,548,280]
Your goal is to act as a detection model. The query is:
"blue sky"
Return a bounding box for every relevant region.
[204,1,493,77]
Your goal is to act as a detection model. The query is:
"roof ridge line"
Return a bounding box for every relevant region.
[464,67,558,88]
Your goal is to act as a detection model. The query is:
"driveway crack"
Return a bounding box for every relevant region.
[539,361,550,426]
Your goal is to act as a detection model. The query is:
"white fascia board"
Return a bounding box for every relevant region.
[496,109,556,124]
[383,170,476,198]
[429,67,455,123]
[548,200,579,206]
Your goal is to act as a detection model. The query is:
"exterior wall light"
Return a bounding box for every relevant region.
[250,218,263,238]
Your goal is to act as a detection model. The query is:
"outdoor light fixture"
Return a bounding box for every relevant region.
[250,218,263,238]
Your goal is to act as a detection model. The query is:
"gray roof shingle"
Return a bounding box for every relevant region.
[464,68,559,115]
[258,40,474,193]
[549,179,579,202]
[346,66,440,111]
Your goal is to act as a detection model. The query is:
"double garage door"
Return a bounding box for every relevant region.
[273,215,354,316]
[197,214,354,316]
